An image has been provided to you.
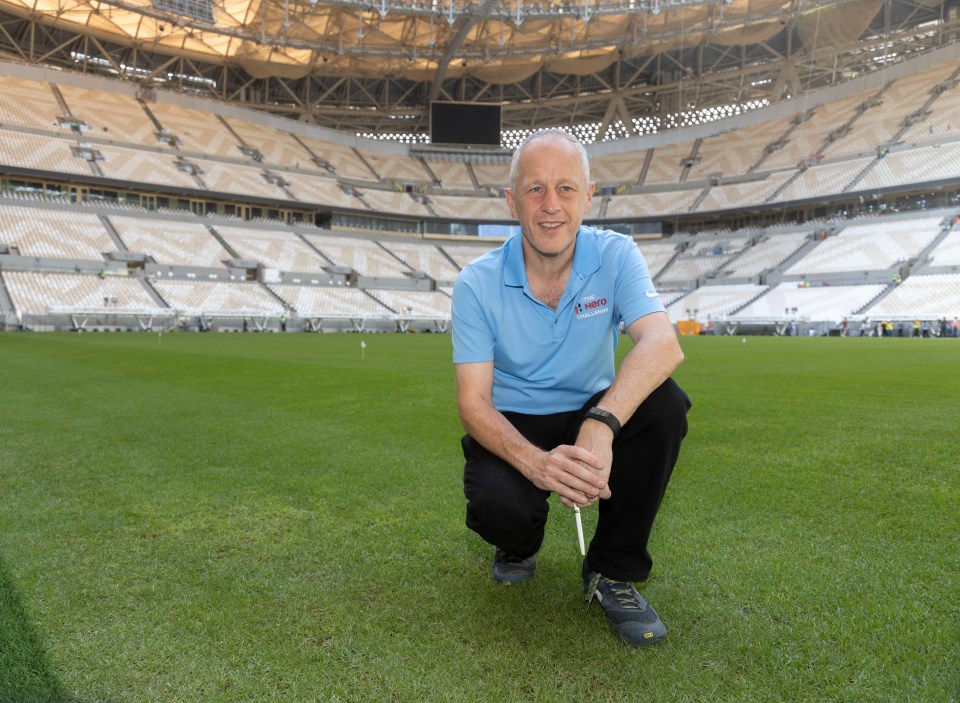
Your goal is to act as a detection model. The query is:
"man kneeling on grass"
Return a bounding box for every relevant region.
[451,129,691,646]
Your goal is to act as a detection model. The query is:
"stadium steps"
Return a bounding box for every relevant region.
[688,186,711,212]
[854,283,897,315]
[0,271,18,322]
[261,281,294,312]
[748,109,812,174]
[437,245,462,273]
[138,103,166,136]
[419,158,442,186]
[679,139,702,183]
[138,276,171,309]
[375,240,415,275]
[290,134,334,174]
[767,234,820,275]
[296,234,339,268]
[205,225,241,259]
[636,148,655,186]
[464,162,481,189]
[842,158,881,193]
[98,215,129,252]
[652,249,683,285]
[597,193,609,219]
[886,64,960,146]
[763,168,802,204]
[361,289,396,314]
[910,219,958,273]
[352,148,381,180]
[216,116,258,162]
[728,285,772,316]
[419,194,440,219]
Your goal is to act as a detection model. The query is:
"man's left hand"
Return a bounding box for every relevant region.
[568,420,614,508]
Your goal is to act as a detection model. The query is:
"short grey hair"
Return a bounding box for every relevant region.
[509,128,591,191]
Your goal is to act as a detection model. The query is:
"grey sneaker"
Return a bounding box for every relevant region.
[492,548,537,584]
[583,560,667,646]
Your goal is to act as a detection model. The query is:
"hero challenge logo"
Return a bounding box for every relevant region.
[574,294,609,320]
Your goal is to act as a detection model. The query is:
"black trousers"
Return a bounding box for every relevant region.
[462,378,690,583]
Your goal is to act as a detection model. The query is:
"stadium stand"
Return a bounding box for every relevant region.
[57,85,160,147]
[423,160,476,190]
[0,206,115,259]
[3,271,157,313]
[722,229,812,278]
[378,241,462,282]
[146,102,242,158]
[665,284,769,323]
[784,216,944,276]
[108,216,234,268]
[865,273,960,319]
[302,234,415,279]
[0,129,93,176]
[151,279,284,315]
[213,225,329,273]
[2,51,960,335]
[222,116,311,168]
[925,227,960,267]
[637,241,681,279]
[96,144,200,190]
[735,282,887,322]
[268,284,390,319]
[428,193,513,221]
[0,75,63,128]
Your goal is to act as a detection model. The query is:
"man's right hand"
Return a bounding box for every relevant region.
[524,444,611,509]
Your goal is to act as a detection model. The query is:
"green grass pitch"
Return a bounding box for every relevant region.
[1,331,958,702]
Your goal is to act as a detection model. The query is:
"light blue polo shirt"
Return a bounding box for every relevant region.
[452,226,665,414]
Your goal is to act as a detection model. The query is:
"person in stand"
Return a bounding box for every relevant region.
[451,129,691,646]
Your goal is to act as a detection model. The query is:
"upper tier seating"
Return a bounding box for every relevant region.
[58,85,159,146]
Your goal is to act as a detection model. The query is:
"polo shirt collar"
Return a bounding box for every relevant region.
[503,226,601,288]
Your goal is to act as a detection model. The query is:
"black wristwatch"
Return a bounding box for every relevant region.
[583,406,621,439]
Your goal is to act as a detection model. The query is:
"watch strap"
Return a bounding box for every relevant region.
[583,406,621,438]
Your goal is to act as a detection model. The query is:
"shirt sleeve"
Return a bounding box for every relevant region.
[614,239,666,328]
[451,268,496,364]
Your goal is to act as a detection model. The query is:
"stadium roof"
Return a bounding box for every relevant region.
[0,0,957,135]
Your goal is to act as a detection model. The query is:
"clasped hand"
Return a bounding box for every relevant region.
[527,441,612,509]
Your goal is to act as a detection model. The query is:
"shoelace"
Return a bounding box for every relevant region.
[585,574,640,609]
[607,581,641,609]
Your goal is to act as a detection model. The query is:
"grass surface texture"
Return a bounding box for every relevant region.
[1,332,958,703]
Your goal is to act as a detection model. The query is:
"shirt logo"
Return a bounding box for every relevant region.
[575,294,610,321]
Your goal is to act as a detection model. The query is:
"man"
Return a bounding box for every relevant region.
[451,129,691,646]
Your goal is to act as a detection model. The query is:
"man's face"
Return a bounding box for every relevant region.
[505,136,595,261]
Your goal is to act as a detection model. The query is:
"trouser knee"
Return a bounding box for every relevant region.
[462,435,549,557]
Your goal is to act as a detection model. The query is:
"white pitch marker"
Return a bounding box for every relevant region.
[573,504,586,556]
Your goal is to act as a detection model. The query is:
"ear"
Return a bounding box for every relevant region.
[585,181,596,205]
[504,188,519,219]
